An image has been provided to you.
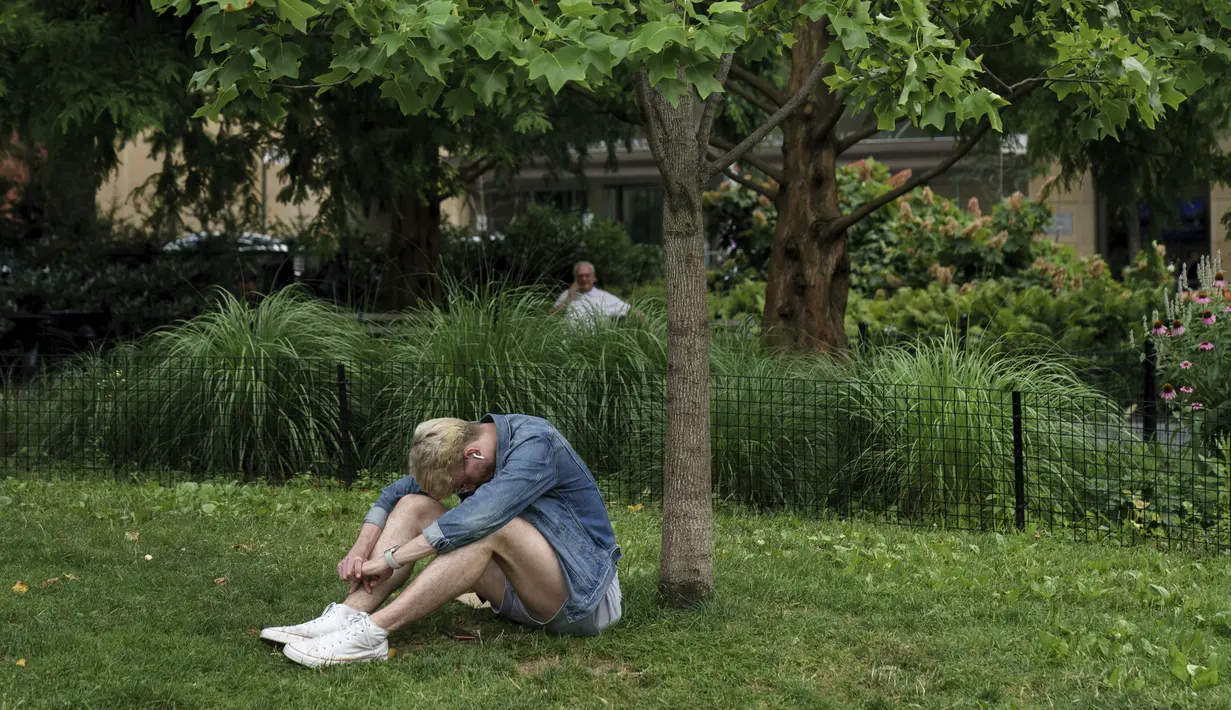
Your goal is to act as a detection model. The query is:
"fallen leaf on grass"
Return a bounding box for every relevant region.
[247,627,258,635]
[388,648,398,658]
[62,573,78,581]
[214,577,228,587]
[125,531,139,542]
[143,555,153,561]
[627,504,644,512]
[15,658,26,668]
[11,581,28,594]
[40,578,58,590]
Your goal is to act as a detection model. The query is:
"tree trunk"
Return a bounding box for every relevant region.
[638,78,714,607]
[761,18,850,351]
[388,192,443,310]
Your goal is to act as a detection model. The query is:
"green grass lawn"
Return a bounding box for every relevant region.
[4,479,1231,709]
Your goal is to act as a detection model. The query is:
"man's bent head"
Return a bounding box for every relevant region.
[410,417,482,499]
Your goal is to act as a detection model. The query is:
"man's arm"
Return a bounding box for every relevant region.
[551,284,578,315]
[421,434,556,554]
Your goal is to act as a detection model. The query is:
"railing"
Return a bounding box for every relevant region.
[2,352,1225,553]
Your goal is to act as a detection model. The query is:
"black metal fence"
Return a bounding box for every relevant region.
[2,353,1226,553]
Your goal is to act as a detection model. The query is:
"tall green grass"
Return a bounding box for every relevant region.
[3,285,1220,542]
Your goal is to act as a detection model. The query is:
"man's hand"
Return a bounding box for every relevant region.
[359,557,394,595]
[567,282,580,301]
[337,552,368,594]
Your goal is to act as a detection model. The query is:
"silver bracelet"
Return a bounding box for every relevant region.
[383,545,403,570]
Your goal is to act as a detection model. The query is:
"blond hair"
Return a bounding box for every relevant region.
[410,417,481,499]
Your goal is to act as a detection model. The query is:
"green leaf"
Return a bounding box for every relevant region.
[878,23,912,46]
[1170,645,1191,682]
[920,95,953,130]
[443,88,476,119]
[467,26,510,61]
[830,13,869,50]
[375,31,407,57]
[380,77,425,115]
[528,46,589,92]
[406,45,450,82]
[277,0,319,33]
[193,85,239,120]
[259,93,287,123]
[266,42,303,80]
[1122,57,1152,91]
[217,52,255,89]
[559,0,600,17]
[629,20,688,53]
[1010,15,1027,36]
[469,65,508,104]
[312,65,350,85]
[707,1,743,13]
[190,64,220,90]
[799,0,834,23]
[684,64,723,99]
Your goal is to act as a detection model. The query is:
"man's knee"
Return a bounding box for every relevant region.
[391,494,446,528]
[482,517,542,552]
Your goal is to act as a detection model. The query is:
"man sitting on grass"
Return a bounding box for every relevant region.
[260,414,623,667]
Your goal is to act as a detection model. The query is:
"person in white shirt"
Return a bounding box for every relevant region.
[551,262,643,321]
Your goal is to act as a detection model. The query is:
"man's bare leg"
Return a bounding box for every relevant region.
[369,516,568,632]
[344,494,446,613]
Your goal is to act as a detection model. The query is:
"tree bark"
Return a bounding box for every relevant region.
[388,192,443,310]
[761,17,850,351]
[637,76,714,607]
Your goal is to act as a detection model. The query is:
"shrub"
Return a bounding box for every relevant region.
[441,205,662,295]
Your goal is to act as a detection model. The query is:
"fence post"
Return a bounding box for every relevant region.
[1012,391,1025,531]
[959,313,969,353]
[337,363,356,488]
[1142,338,1157,442]
[858,321,870,350]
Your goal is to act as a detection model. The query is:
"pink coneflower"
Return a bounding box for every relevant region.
[1193,402,1205,411]
[1197,292,1212,304]
[1171,320,1187,336]
[1161,384,1177,400]
[1181,386,1194,394]
[1203,310,1216,325]
[1224,305,1231,313]
[1200,341,1214,351]
[1181,361,1193,369]
[1151,319,1167,336]
[1216,272,1227,288]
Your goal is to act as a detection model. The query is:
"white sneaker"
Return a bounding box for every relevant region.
[282,614,389,667]
[259,602,363,645]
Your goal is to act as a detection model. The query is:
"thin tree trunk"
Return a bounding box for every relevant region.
[638,77,714,607]
[762,17,849,351]
[388,192,443,310]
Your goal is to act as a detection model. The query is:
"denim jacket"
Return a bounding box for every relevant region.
[363,414,621,623]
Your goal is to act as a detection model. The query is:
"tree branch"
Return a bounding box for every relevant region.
[696,53,735,160]
[459,156,500,184]
[816,90,848,142]
[709,136,784,184]
[565,82,642,126]
[831,122,994,234]
[720,164,780,200]
[704,56,831,179]
[729,62,787,107]
[835,117,913,155]
[832,83,1041,233]
[725,79,780,117]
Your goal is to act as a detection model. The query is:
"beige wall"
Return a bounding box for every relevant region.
[96,135,470,235]
[1028,169,1099,257]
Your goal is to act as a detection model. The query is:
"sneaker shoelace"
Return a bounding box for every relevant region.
[312,616,374,653]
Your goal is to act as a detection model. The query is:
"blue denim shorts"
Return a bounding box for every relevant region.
[491,575,621,637]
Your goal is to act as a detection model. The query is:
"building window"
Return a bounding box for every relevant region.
[607,185,663,244]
